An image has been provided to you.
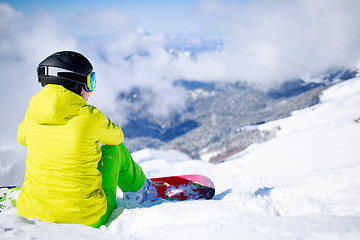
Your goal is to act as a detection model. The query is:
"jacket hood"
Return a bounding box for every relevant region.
[28,85,86,125]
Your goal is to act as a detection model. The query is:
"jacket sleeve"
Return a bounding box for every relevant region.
[17,115,27,146]
[92,106,124,145]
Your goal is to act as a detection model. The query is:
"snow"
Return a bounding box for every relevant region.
[1,77,360,239]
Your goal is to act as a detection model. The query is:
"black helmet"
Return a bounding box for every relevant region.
[37,51,93,94]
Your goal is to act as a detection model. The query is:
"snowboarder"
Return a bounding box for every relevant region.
[16,51,150,228]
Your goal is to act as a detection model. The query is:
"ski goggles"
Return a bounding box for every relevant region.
[39,66,96,92]
[84,72,96,92]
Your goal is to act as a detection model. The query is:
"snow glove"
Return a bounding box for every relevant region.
[123,178,152,203]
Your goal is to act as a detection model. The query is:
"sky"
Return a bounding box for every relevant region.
[1,0,360,148]
[4,0,204,34]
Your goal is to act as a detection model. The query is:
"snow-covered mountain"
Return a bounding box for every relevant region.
[1,71,359,239]
[122,67,358,162]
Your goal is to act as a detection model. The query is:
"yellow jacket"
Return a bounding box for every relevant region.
[17,85,123,225]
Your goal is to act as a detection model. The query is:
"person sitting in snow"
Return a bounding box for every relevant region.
[16,51,150,227]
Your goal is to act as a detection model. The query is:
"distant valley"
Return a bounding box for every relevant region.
[122,67,358,162]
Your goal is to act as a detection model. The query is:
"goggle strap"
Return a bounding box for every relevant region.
[40,66,95,91]
[43,66,85,77]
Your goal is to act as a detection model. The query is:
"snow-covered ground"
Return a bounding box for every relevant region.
[1,76,360,239]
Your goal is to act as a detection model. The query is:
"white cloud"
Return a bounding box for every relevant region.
[69,8,135,36]
[88,29,188,124]
[189,0,360,85]
[0,2,76,144]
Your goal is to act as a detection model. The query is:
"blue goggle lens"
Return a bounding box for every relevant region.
[85,72,96,92]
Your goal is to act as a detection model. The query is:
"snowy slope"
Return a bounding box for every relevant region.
[1,77,360,239]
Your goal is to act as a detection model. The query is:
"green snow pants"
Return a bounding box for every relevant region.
[90,143,145,228]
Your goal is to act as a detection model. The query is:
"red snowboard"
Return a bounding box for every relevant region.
[148,174,215,201]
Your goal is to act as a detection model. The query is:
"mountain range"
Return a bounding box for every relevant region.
[122,67,358,162]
